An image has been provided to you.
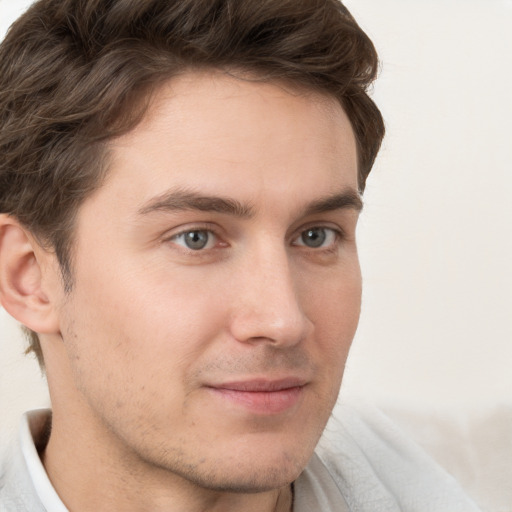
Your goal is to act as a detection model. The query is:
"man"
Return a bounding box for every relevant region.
[0,0,481,511]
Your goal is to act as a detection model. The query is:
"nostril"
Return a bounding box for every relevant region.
[229,301,310,347]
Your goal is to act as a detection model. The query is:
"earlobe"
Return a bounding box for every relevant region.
[0,215,60,334]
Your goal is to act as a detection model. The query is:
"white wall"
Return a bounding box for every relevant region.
[1,0,511,433]
[341,0,512,409]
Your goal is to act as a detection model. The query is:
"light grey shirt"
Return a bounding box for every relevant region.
[0,404,482,511]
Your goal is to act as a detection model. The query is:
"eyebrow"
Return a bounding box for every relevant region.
[138,188,362,218]
[138,189,254,218]
[303,189,363,215]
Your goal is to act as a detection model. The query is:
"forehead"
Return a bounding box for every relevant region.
[95,71,358,214]
[126,71,352,144]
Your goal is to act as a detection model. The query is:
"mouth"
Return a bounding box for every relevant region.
[206,377,307,415]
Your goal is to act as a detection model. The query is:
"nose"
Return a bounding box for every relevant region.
[228,245,313,347]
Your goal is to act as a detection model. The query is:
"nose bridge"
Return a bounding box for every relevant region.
[229,239,311,346]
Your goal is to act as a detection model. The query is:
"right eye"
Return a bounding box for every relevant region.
[170,229,217,251]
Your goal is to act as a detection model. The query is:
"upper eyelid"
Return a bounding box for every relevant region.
[161,221,347,244]
[162,222,221,240]
[290,222,345,240]
[163,228,222,254]
[291,226,343,244]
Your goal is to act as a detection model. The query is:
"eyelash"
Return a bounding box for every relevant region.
[164,223,223,251]
[164,224,345,254]
[291,226,344,250]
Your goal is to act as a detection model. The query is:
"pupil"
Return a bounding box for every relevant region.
[302,228,326,248]
[185,230,208,250]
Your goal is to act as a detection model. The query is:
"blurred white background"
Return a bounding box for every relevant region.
[341,0,512,410]
[0,0,511,508]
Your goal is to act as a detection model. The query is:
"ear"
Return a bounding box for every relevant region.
[0,214,60,334]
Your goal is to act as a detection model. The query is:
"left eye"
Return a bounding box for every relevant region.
[171,230,216,250]
[293,227,338,248]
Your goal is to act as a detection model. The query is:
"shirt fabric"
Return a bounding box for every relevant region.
[0,404,482,512]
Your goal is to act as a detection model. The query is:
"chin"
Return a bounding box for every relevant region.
[184,460,305,494]
[156,444,310,494]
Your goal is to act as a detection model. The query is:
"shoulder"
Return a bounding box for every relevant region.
[308,402,482,512]
[0,439,37,512]
[0,412,50,512]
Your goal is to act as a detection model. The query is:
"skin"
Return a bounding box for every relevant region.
[1,71,361,512]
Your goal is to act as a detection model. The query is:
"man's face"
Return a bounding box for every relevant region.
[51,71,361,491]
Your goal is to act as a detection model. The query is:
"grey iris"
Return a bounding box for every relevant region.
[185,230,209,250]
[301,228,326,248]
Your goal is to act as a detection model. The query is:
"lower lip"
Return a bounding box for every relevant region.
[208,386,304,414]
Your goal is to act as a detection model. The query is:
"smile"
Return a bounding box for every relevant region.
[206,378,307,415]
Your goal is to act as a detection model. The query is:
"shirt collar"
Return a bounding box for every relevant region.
[20,410,69,512]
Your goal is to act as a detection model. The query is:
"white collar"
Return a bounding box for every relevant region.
[20,410,69,512]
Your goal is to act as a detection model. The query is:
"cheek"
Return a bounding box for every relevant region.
[61,262,229,394]
[58,284,204,433]
[303,264,362,369]
[305,260,362,328]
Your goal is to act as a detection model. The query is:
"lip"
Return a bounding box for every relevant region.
[206,377,307,414]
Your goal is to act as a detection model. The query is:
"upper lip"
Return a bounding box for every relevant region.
[208,377,308,392]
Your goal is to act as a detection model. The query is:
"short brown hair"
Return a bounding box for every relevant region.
[0,0,384,368]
